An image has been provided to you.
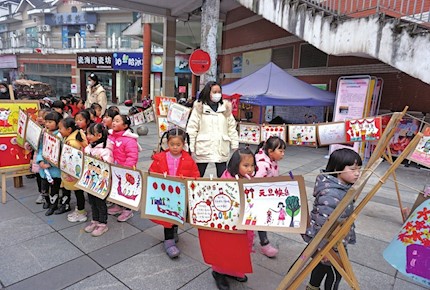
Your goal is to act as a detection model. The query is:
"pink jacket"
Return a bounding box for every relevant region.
[108,129,140,168]
[84,141,114,163]
[254,149,279,178]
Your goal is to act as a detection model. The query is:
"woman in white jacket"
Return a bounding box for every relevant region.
[85,73,107,115]
[186,81,239,177]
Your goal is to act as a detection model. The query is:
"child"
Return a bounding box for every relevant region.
[34,108,51,205]
[91,103,103,123]
[58,117,88,217]
[107,115,141,221]
[36,111,63,216]
[102,107,119,130]
[254,136,287,258]
[199,148,256,290]
[69,97,84,117]
[75,110,92,132]
[303,148,362,290]
[149,128,200,258]
[83,123,114,236]
[52,100,70,118]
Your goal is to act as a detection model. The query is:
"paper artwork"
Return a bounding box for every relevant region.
[25,118,43,150]
[317,122,346,146]
[133,112,146,126]
[345,117,382,142]
[0,101,39,135]
[16,109,28,146]
[407,125,430,168]
[239,123,261,145]
[155,96,177,116]
[144,106,155,122]
[59,144,83,179]
[0,135,32,169]
[107,165,143,210]
[42,132,61,167]
[288,124,317,146]
[260,125,286,142]
[75,155,111,199]
[167,103,191,129]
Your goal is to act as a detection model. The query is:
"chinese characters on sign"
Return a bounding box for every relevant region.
[76,53,113,69]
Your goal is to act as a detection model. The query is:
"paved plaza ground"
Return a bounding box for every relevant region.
[1,121,429,290]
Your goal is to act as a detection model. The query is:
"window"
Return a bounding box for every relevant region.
[25,63,72,97]
[71,6,78,13]
[106,23,131,48]
[272,46,294,69]
[299,44,328,68]
[25,27,39,48]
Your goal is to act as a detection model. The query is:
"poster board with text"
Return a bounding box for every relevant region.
[167,102,191,129]
[16,109,28,147]
[317,122,346,146]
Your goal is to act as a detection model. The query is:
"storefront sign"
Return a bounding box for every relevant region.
[151,54,191,73]
[77,53,113,69]
[0,55,17,69]
[189,49,211,76]
[45,12,97,26]
[113,52,143,70]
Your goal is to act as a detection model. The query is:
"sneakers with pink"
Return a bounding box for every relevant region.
[260,243,278,258]
[107,204,123,215]
[117,209,133,222]
[91,223,108,237]
[67,210,87,223]
[84,221,99,233]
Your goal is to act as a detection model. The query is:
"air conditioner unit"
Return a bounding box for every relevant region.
[86,24,96,31]
[37,25,51,32]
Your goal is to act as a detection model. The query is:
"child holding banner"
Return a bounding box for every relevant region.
[34,108,51,205]
[254,136,287,258]
[303,148,362,290]
[149,128,200,258]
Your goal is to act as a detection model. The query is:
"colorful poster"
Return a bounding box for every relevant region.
[383,199,430,287]
[167,103,191,129]
[141,173,187,226]
[187,179,242,232]
[407,125,430,168]
[288,124,317,147]
[75,155,111,199]
[260,125,287,142]
[144,106,155,122]
[0,101,39,135]
[345,117,382,142]
[154,96,177,116]
[59,144,83,179]
[16,109,28,147]
[132,111,146,126]
[238,123,261,145]
[25,119,43,151]
[42,132,61,167]
[156,116,170,138]
[222,94,240,118]
[237,176,308,233]
[386,116,420,157]
[317,122,346,146]
[0,134,32,169]
[107,165,143,211]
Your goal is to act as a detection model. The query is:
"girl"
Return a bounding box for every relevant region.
[75,110,92,133]
[107,115,141,222]
[254,136,287,258]
[149,128,200,258]
[199,148,256,290]
[102,107,119,130]
[303,148,362,290]
[91,103,103,123]
[83,123,113,236]
[34,108,51,205]
[36,111,63,216]
[58,118,88,218]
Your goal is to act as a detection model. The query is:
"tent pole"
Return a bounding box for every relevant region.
[325,106,329,122]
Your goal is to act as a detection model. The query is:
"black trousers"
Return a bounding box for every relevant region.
[36,173,43,193]
[63,189,85,210]
[197,162,227,178]
[258,231,270,245]
[309,262,342,290]
[41,178,61,206]
[88,194,108,224]
[164,225,178,240]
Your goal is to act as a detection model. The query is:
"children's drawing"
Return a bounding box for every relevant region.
[155,96,177,116]
[133,112,146,126]
[167,102,191,129]
[0,134,32,169]
[288,124,317,147]
[141,173,187,226]
[157,116,172,138]
[317,122,346,146]
[187,179,242,232]
[59,144,83,179]
[16,109,28,147]
[345,117,382,142]
[25,118,43,151]
[0,100,39,135]
[407,125,430,168]
[107,165,143,211]
[386,116,420,157]
[239,123,261,145]
[237,176,308,233]
[383,199,430,287]
[75,155,111,199]
[144,106,155,122]
[260,124,286,142]
[42,132,61,167]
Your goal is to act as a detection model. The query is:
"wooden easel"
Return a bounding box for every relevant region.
[1,166,31,204]
[277,108,422,290]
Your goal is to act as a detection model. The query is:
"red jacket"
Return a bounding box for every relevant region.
[149,150,200,178]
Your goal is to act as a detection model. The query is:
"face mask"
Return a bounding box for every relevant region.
[88,80,93,86]
[0,88,6,93]
[210,93,222,103]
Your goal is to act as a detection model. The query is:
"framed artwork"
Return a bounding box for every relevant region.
[0,100,39,135]
[407,125,430,168]
[144,106,155,122]
[156,116,170,138]
[383,199,430,288]
[155,96,177,116]
[107,164,143,211]
[132,111,146,126]
[0,134,32,170]
[75,154,111,199]
[260,124,287,142]
[16,109,28,147]
[237,176,308,233]
[141,173,187,226]
[187,179,243,233]
[59,144,84,179]
[288,124,317,147]
[167,102,191,129]
[386,116,420,157]
[238,123,261,145]
[42,132,61,167]
[317,122,346,146]
[25,118,43,151]
[345,117,382,142]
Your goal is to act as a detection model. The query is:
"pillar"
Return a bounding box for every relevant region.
[142,23,151,100]
[162,17,176,97]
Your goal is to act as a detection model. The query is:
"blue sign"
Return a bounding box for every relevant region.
[113,52,143,71]
[45,13,97,26]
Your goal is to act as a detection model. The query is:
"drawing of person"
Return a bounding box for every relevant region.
[95,169,109,193]
[83,161,94,186]
[90,164,101,190]
[276,202,286,225]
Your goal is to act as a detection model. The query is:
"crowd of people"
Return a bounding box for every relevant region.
[26,79,361,290]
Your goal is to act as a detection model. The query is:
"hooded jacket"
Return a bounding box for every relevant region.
[254,149,279,178]
[186,100,239,163]
[85,83,107,115]
[61,129,88,190]
[108,129,141,168]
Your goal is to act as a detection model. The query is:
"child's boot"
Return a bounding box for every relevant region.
[306,284,320,290]
[54,195,71,214]
[260,243,278,258]
[45,194,58,216]
[212,271,230,290]
[42,194,50,209]
[163,239,180,259]
[91,223,108,237]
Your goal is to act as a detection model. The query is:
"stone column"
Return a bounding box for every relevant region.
[162,17,176,97]
[142,23,151,100]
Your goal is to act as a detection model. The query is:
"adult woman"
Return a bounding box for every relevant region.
[186,81,239,177]
[85,73,107,115]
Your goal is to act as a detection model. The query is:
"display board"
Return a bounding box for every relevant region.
[238,123,261,145]
[0,100,39,135]
[41,132,61,167]
[345,117,382,142]
[260,124,287,142]
[287,124,317,147]
[25,119,43,151]
[107,164,143,211]
[75,154,111,199]
[59,144,83,179]
[317,122,346,146]
[166,102,191,129]
[407,125,430,168]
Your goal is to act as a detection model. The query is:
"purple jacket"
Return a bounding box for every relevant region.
[108,129,140,168]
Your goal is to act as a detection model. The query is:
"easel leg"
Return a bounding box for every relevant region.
[2,173,6,204]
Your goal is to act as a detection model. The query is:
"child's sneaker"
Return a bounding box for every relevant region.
[35,194,44,204]
[107,204,123,215]
[117,209,133,222]
[68,207,78,218]
[67,210,87,222]
[260,243,278,258]
[164,239,180,258]
[91,223,108,237]
[84,221,99,233]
